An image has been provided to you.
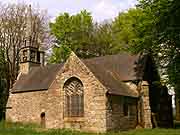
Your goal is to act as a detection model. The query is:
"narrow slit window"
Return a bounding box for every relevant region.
[30,50,36,62]
[123,97,129,116]
[22,50,28,62]
[123,103,128,116]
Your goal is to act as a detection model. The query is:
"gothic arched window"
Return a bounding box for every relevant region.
[63,77,84,117]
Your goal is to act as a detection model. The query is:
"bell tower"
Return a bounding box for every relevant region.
[19,46,44,74]
[19,5,44,74]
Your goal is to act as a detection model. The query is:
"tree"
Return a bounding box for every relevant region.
[91,22,114,56]
[0,3,51,120]
[112,0,180,90]
[0,49,8,120]
[49,10,117,63]
[112,6,158,54]
[49,10,94,63]
[49,1,179,100]
[137,0,180,96]
[132,0,180,121]
[0,3,50,86]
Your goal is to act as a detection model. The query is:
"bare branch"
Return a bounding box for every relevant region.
[0,2,51,87]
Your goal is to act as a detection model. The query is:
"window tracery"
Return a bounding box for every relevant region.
[63,77,84,117]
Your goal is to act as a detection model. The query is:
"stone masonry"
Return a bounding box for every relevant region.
[6,52,153,132]
[7,52,108,132]
[106,95,138,131]
[6,4,157,132]
[140,81,152,128]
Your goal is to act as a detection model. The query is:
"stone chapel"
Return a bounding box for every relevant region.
[5,5,173,133]
[6,46,173,132]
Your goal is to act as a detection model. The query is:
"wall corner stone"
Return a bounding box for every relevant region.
[139,81,152,128]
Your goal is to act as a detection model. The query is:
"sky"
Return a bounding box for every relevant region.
[0,0,138,22]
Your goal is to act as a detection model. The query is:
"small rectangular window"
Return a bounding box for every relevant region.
[123,103,128,116]
[123,97,129,116]
[37,52,40,62]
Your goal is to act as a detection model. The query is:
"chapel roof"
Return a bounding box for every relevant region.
[12,53,147,97]
[83,53,144,97]
[12,64,63,93]
[83,53,143,81]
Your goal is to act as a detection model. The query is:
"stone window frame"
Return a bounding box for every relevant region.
[63,77,84,118]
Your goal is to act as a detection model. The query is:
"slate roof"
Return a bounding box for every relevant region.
[83,53,142,97]
[12,53,145,97]
[83,53,142,81]
[12,64,63,93]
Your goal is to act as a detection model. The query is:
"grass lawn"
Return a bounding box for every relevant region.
[0,121,179,135]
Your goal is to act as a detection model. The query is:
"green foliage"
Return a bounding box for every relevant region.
[112,0,180,95]
[168,54,180,97]
[49,10,94,63]
[137,0,180,94]
[48,45,71,63]
[0,121,40,135]
[0,121,180,135]
[112,8,141,53]
[112,7,158,54]
[49,6,160,62]
[49,1,180,96]
[91,23,115,56]
[109,0,180,97]
[49,10,118,63]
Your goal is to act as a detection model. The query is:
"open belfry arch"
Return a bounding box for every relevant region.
[19,5,45,74]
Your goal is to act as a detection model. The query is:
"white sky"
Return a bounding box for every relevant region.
[0,0,138,22]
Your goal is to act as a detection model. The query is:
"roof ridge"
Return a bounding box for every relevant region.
[82,52,137,62]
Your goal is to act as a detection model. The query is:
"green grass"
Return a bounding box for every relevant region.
[0,121,180,135]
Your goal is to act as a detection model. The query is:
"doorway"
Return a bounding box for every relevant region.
[40,112,46,128]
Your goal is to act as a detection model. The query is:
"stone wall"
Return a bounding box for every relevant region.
[106,95,138,131]
[6,91,48,124]
[7,52,108,132]
[7,52,151,132]
[55,52,107,132]
[139,81,152,128]
[19,62,41,74]
[6,87,65,129]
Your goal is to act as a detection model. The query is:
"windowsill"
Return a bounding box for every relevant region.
[64,117,85,122]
